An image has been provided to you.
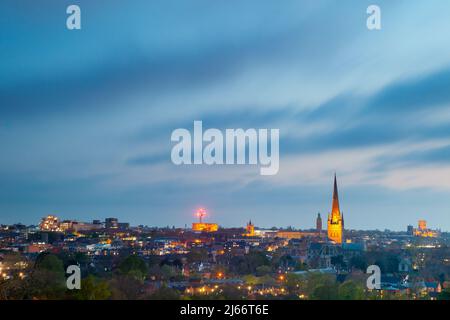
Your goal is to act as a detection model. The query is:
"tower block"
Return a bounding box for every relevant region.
[327,174,344,244]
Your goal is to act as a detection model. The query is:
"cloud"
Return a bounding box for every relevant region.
[0,0,336,121]
[366,67,450,115]
[126,153,169,166]
[2,0,450,230]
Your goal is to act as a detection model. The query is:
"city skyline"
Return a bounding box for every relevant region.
[4,173,447,234]
[2,1,450,231]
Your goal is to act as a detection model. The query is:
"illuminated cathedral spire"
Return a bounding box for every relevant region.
[327,173,344,244]
[331,173,340,220]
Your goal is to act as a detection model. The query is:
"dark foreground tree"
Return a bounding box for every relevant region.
[71,275,111,300]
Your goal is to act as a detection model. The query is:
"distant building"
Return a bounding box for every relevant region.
[192,208,218,233]
[25,242,52,253]
[276,230,318,239]
[72,221,102,232]
[244,220,255,237]
[327,174,344,244]
[105,218,119,229]
[316,213,322,233]
[407,225,414,236]
[418,220,427,231]
[59,220,75,232]
[39,215,61,232]
[192,223,218,233]
[341,242,365,252]
[118,222,130,230]
[307,242,339,268]
[93,220,103,226]
[413,220,440,238]
[60,219,103,232]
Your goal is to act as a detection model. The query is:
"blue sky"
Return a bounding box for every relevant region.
[1,0,450,231]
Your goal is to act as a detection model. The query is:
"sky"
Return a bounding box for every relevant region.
[1,0,450,231]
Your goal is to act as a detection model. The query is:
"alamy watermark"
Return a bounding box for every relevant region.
[366,264,381,290]
[66,5,81,30]
[171,121,279,175]
[66,265,81,290]
[367,5,381,30]
[66,5,380,31]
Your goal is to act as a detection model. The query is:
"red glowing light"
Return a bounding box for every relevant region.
[196,208,206,222]
[196,208,206,217]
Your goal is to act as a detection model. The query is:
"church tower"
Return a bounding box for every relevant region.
[246,220,255,237]
[327,174,344,244]
[316,213,322,233]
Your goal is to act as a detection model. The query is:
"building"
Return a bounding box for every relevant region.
[327,174,344,244]
[105,218,119,229]
[413,220,440,238]
[191,208,218,233]
[407,225,414,236]
[276,231,318,239]
[93,220,103,227]
[60,220,101,232]
[118,222,130,230]
[192,223,219,233]
[59,220,75,232]
[244,220,255,236]
[418,220,427,231]
[39,215,61,232]
[316,213,322,233]
[25,242,52,253]
[72,221,102,232]
[307,242,339,268]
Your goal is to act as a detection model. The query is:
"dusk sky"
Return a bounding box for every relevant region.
[1,0,450,231]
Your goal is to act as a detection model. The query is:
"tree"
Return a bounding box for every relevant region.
[72,275,111,300]
[285,273,305,294]
[311,283,339,300]
[28,253,66,299]
[369,251,399,273]
[161,264,178,280]
[256,265,272,276]
[34,253,65,273]
[438,288,450,300]
[278,255,295,269]
[186,248,208,264]
[259,274,277,287]
[109,275,144,300]
[0,278,27,300]
[230,251,270,275]
[217,285,244,300]
[349,255,367,271]
[304,273,337,299]
[294,261,308,271]
[330,255,347,271]
[338,280,365,300]
[118,255,148,281]
[147,285,180,300]
[242,274,260,286]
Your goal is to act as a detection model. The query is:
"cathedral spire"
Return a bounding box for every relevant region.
[331,173,340,218]
[328,173,344,244]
